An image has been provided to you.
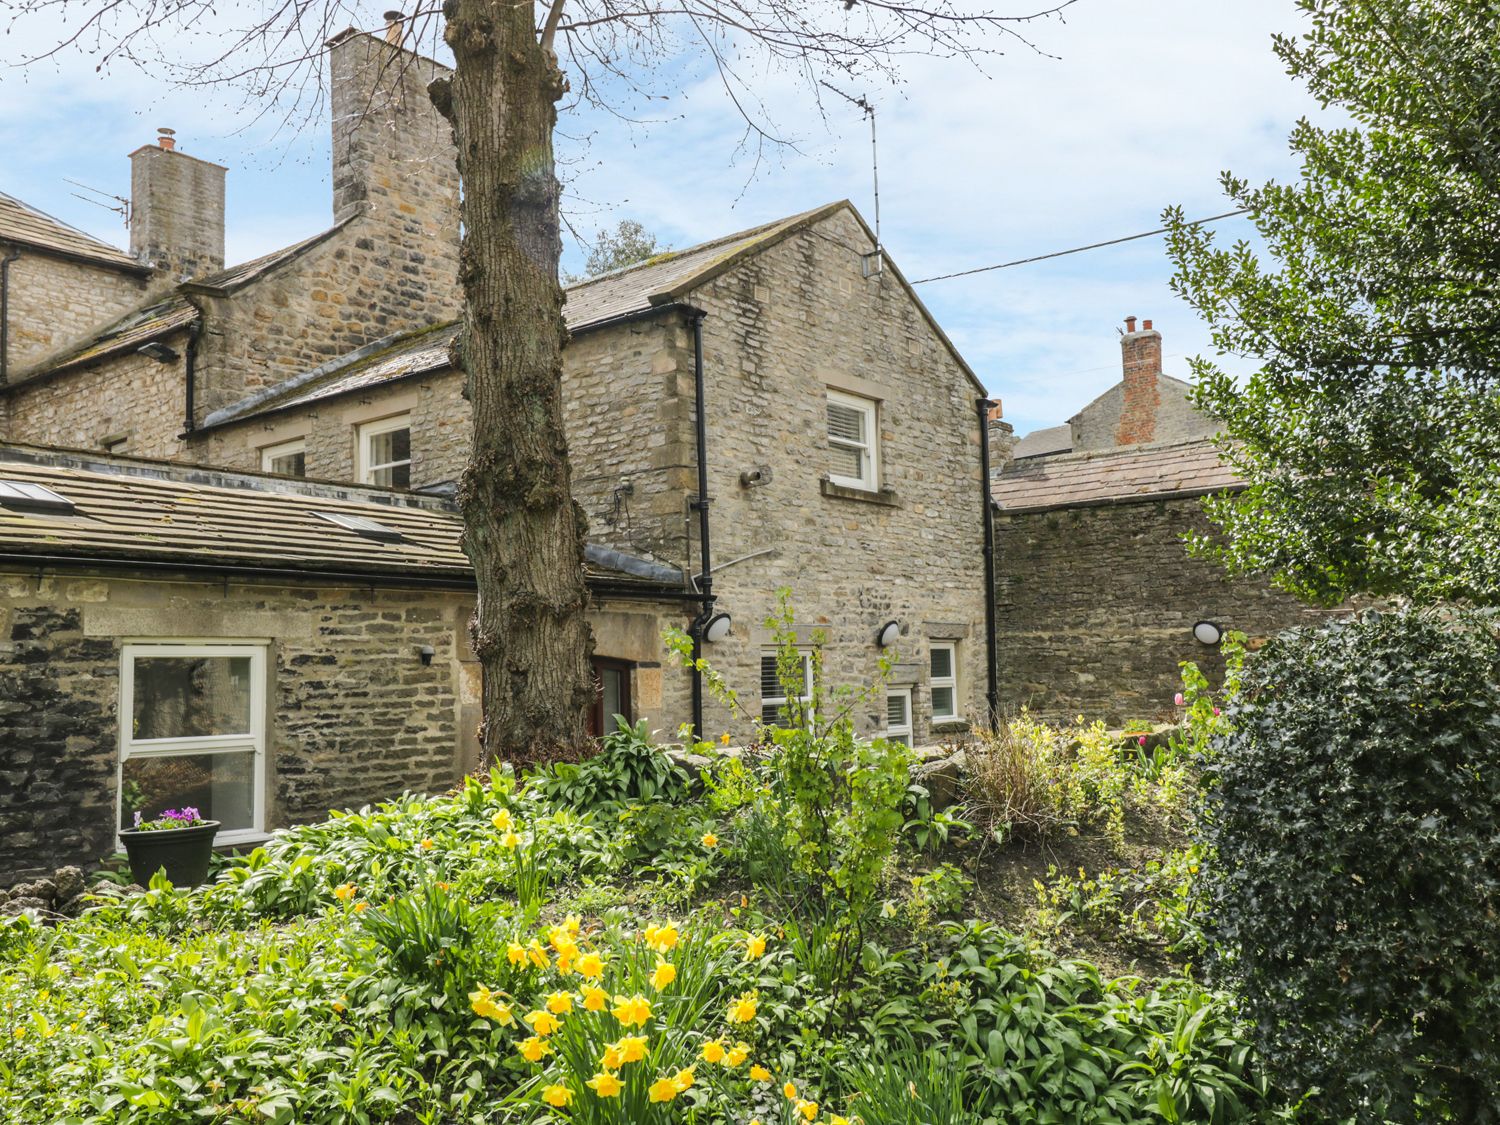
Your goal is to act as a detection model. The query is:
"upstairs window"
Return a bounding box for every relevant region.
[929,643,959,723]
[884,687,913,747]
[260,438,307,477]
[760,650,813,727]
[826,390,879,491]
[358,415,412,488]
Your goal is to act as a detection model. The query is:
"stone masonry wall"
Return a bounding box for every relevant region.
[5,341,191,457]
[0,568,481,881]
[3,252,147,376]
[993,497,1348,724]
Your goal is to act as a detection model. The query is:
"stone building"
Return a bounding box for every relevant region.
[0,20,994,876]
[991,319,1344,722]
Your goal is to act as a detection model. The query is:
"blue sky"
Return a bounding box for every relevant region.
[0,1,1318,436]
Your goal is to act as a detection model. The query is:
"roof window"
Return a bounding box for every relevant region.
[316,510,404,543]
[0,480,76,514]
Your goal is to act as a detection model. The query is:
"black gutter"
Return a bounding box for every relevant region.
[0,244,19,384]
[0,238,149,277]
[182,320,200,433]
[686,309,715,739]
[977,398,1000,723]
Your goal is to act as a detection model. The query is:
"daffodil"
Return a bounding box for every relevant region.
[642,922,679,953]
[548,925,576,953]
[725,1041,750,1067]
[519,1036,552,1063]
[525,1009,562,1036]
[783,1081,798,1100]
[672,1067,695,1093]
[563,914,582,935]
[721,732,732,744]
[610,1034,649,1064]
[701,832,718,848]
[796,1099,819,1121]
[352,901,369,914]
[506,941,528,967]
[750,1065,772,1082]
[419,838,434,850]
[469,986,515,1025]
[728,991,758,1023]
[541,1083,573,1108]
[582,984,609,1012]
[491,809,513,831]
[648,1076,679,1102]
[576,950,605,980]
[526,940,550,968]
[650,960,677,991]
[545,991,573,1015]
[586,1071,623,1098]
[745,933,767,960]
[602,1043,624,1069]
[611,993,652,1027]
[701,1038,726,1064]
[500,830,521,849]
[333,883,356,902]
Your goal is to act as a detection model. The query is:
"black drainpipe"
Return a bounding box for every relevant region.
[0,244,20,385]
[977,397,1000,723]
[182,321,200,433]
[687,309,715,739]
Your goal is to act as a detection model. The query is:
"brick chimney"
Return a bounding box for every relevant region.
[129,128,226,282]
[326,20,459,230]
[1115,315,1162,446]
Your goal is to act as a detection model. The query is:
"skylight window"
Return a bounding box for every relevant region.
[0,480,76,514]
[316,510,404,543]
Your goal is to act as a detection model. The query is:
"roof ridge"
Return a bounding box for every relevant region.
[0,189,140,266]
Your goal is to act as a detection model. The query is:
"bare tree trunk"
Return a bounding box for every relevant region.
[431,0,595,766]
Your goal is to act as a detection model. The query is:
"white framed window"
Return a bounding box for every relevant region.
[260,438,307,477]
[929,642,959,723]
[884,687,913,747]
[118,642,267,845]
[760,650,814,727]
[357,414,412,488]
[826,389,879,491]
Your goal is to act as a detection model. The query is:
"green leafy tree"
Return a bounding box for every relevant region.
[1166,0,1500,606]
[583,220,664,278]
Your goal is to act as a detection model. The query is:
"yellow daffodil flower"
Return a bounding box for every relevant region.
[563,914,582,935]
[518,1036,551,1063]
[419,838,434,850]
[672,1067,695,1093]
[545,991,573,1015]
[750,1065,772,1082]
[701,832,719,848]
[586,1071,623,1098]
[745,934,767,960]
[797,1099,819,1121]
[468,986,515,1025]
[541,1083,573,1107]
[525,1009,562,1036]
[611,1034,649,1064]
[506,942,527,967]
[526,941,550,968]
[352,902,369,914]
[650,960,677,991]
[333,883,355,902]
[582,984,609,1011]
[831,1116,852,1125]
[500,830,521,850]
[701,1039,726,1064]
[728,992,758,1023]
[642,922,679,953]
[648,1076,678,1102]
[783,1081,798,1099]
[725,1041,750,1067]
[556,947,576,975]
[611,993,652,1027]
[577,951,605,980]
[491,809,513,831]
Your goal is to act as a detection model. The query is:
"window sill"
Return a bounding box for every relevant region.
[931,719,969,734]
[820,479,899,506]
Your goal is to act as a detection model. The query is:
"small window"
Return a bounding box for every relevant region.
[118,643,267,844]
[885,687,913,747]
[760,650,814,727]
[0,480,75,514]
[316,510,404,543]
[826,389,879,491]
[930,643,958,723]
[357,415,412,488]
[261,438,307,477]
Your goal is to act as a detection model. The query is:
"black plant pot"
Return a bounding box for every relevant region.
[119,821,221,887]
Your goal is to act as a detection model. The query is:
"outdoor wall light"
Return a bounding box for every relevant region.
[702,612,732,644]
[1192,621,1224,646]
[136,341,180,364]
[418,644,435,666]
[876,620,901,648]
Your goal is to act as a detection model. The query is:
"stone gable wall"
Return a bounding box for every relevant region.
[0,569,481,880]
[993,497,1347,724]
[3,253,147,377]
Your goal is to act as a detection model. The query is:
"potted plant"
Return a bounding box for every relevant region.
[119,807,220,887]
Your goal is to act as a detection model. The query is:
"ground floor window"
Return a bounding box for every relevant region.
[589,657,633,738]
[884,687,913,747]
[929,642,959,723]
[761,650,814,726]
[118,642,267,843]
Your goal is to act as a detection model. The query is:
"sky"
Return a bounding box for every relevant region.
[0,1,1321,437]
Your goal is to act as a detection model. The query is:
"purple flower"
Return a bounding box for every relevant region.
[133,811,143,828]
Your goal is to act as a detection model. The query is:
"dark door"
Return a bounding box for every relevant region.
[589,658,633,738]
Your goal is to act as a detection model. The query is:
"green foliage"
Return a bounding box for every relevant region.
[1166,0,1500,605]
[580,219,666,279]
[1200,608,1500,1120]
[1030,846,1207,962]
[537,717,692,811]
[901,784,974,854]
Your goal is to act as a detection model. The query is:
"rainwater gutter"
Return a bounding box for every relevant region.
[977,397,1000,722]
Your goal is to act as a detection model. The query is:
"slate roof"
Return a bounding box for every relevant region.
[0,445,685,589]
[992,439,1244,512]
[186,220,352,293]
[0,192,144,271]
[1012,424,1072,459]
[12,295,199,381]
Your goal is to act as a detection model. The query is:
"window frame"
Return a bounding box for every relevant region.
[260,437,307,477]
[356,414,413,488]
[825,389,880,492]
[760,649,814,727]
[884,686,914,747]
[117,641,268,846]
[929,642,959,724]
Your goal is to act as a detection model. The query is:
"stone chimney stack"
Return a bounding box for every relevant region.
[986,400,1016,472]
[1116,315,1162,446]
[326,21,459,230]
[129,128,226,283]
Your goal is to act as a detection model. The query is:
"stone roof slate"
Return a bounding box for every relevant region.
[4,296,198,387]
[0,192,143,271]
[992,439,1244,512]
[0,445,684,589]
[1012,424,1072,459]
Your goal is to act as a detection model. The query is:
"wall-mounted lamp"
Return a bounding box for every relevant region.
[701,612,732,644]
[136,341,180,364]
[876,620,901,648]
[1192,621,1224,646]
[418,644,435,665]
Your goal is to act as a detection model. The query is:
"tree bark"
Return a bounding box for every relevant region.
[432,0,595,765]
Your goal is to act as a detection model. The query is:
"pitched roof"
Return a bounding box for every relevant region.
[992,439,1244,513]
[12,295,199,382]
[185,220,352,293]
[1012,424,1072,459]
[0,445,684,590]
[0,192,144,272]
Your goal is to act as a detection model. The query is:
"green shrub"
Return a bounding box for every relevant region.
[536,717,691,811]
[1200,608,1500,1121]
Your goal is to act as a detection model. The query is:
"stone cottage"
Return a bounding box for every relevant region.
[0,21,995,876]
[990,318,1345,722]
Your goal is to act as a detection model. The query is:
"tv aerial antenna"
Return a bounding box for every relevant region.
[820,80,884,277]
[64,178,131,229]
